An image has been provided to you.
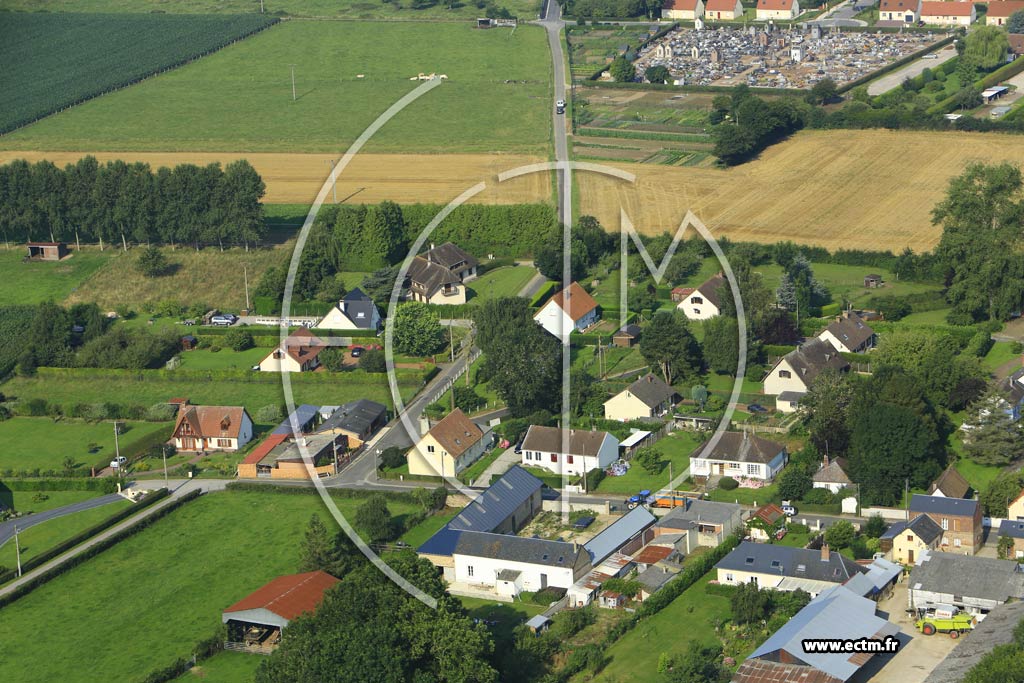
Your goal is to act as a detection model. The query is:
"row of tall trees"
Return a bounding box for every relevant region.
[0,157,266,250]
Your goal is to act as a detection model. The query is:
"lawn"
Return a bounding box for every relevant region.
[172,651,263,683]
[467,266,538,302]
[571,344,647,379]
[0,0,542,20]
[596,431,702,495]
[707,482,780,507]
[4,489,105,515]
[0,248,115,306]
[0,418,172,473]
[592,571,732,682]
[750,261,942,310]
[982,341,1020,374]
[0,489,421,683]
[457,596,547,648]
[0,21,552,156]
[899,308,953,325]
[400,508,459,549]
[0,498,134,571]
[177,347,271,371]
[954,457,1002,493]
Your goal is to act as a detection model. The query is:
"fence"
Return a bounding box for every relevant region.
[861,506,910,521]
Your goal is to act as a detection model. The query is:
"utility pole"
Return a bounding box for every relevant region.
[325,159,337,204]
[114,422,121,465]
[260,0,265,11]
[162,445,169,489]
[243,265,251,312]
[14,525,22,577]
[290,65,297,102]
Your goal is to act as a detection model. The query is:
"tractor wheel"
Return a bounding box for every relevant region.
[922,624,936,636]
[950,630,960,639]
[627,502,638,510]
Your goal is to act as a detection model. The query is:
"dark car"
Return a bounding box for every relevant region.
[747,403,767,413]
[350,346,364,358]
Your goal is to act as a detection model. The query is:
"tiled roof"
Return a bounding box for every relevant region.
[663,0,701,10]
[619,373,677,409]
[407,256,460,297]
[757,0,794,9]
[928,466,971,499]
[987,0,1024,16]
[547,281,598,322]
[173,405,248,440]
[705,0,739,9]
[909,494,978,518]
[694,273,727,309]
[422,242,477,271]
[223,571,339,621]
[821,312,874,350]
[812,458,852,485]
[521,425,614,457]
[425,408,485,459]
[921,0,972,15]
[773,337,850,387]
[242,433,289,465]
[879,0,918,10]
[633,544,673,565]
[692,431,786,464]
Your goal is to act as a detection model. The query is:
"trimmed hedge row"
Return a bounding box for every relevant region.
[0,488,170,585]
[838,34,955,95]
[0,478,119,492]
[0,488,195,609]
[530,281,559,308]
[34,365,429,384]
[140,629,224,683]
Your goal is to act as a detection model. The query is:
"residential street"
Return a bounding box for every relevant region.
[538,0,571,228]
[868,45,958,96]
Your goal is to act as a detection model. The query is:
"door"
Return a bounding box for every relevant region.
[908,549,914,563]
[718,463,725,475]
[540,573,548,589]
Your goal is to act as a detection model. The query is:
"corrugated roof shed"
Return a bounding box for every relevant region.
[222,571,339,622]
[910,551,1024,603]
[584,506,656,565]
[272,404,321,435]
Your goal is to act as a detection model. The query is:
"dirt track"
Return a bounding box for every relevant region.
[577,129,1024,253]
[0,151,551,206]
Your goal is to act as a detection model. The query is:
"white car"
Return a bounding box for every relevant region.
[555,99,566,114]
[110,456,127,469]
[781,504,798,517]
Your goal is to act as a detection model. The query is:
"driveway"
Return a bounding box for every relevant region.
[470,447,520,487]
[868,46,958,96]
[867,582,960,683]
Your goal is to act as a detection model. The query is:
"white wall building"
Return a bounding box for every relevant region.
[520,425,619,477]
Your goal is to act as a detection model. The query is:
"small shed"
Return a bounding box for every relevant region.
[981,86,1009,103]
[863,274,883,288]
[525,614,551,634]
[598,590,626,609]
[671,286,694,303]
[613,323,642,348]
[180,335,199,351]
[25,242,68,261]
[222,571,339,653]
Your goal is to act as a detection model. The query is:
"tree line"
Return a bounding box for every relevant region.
[0,157,266,251]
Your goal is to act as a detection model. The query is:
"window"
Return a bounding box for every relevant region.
[779,370,791,379]
[725,573,734,582]
[954,538,962,547]
[750,576,758,586]
[427,445,435,453]
[747,464,758,475]
[693,308,701,315]
[217,439,231,447]
[551,454,558,463]
[941,518,949,531]
[567,455,574,464]
[467,566,474,577]
[692,296,704,305]
[907,535,913,542]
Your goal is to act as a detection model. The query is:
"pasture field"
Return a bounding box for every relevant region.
[171,651,262,683]
[0,248,116,306]
[0,152,552,207]
[0,418,172,473]
[3,490,105,515]
[578,129,1024,253]
[0,0,542,20]
[0,13,277,135]
[0,498,134,570]
[0,489,422,683]
[0,21,552,155]
[0,369,421,416]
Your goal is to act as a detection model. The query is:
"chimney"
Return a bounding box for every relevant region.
[820,543,830,562]
[647,375,653,383]
[822,455,829,469]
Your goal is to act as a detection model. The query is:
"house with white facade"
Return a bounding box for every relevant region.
[676,273,726,320]
[818,311,875,354]
[987,1,1024,25]
[704,0,744,19]
[317,287,381,331]
[662,0,705,19]
[878,0,920,23]
[408,408,491,477]
[716,541,866,596]
[258,328,326,373]
[690,431,787,481]
[764,337,850,411]
[603,373,678,422]
[453,531,590,597]
[920,0,975,25]
[811,456,853,494]
[520,425,619,477]
[170,404,254,452]
[755,0,799,20]
[533,281,599,339]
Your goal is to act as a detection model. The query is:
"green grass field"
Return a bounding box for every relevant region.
[707,482,780,506]
[0,21,551,155]
[177,347,271,371]
[0,489,421,683]
[596,431,701,495]
[400,508,459,548]
[982,341,1020,374]
[0,0,542,21]
[0,248,116,306]
[0,498,134,570]
[172,650,262,683]
[593,572,732,682]
[4,489,105,514]
[0,418,172,472]
[467,266,537,302]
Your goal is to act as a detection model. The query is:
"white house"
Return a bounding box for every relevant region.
[406,242,479,305]
[662,0,705,19]
[690,431,787,481]
[453,531,590,596]
[677,273,726,320]
[317,288,381,331]
[170,404,254,452]
[603,373,677,422]
[520,425,618,477]
[704,0,744,19]
[817,311,875,354]
[878,0,920,24]
[258,328,325,373]
[755,0,799,20]
[920,0,975,25]
[987,1,1024,26]
[811,456,853,494]
[533,281,600,339]
[763,337,850,410]
[408,408,490,477]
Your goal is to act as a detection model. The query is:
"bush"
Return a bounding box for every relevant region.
[223,328,255,352]
[719,476,738,490]
[379,447,406,470]
[255,404,284,424]
[145,403,177,422]
[803,488,835,505]
[136,246,171,277]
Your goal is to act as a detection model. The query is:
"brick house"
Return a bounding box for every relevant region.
[909,494,982,554]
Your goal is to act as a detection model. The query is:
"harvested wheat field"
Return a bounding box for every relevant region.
[578,129,1024,253]
[0,151,551,206]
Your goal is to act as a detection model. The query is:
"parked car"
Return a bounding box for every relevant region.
[350,346,364,358]
[210,315,233,326]
[781,504,798,517]
[110,456,127,469]
[555,99,565,114]
[747,403,767,413]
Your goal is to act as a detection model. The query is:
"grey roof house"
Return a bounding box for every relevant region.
[317,287,382,330]
[690,431,788,482]
[655,498,742,547]
[817,310,875,354]
[716,541,866,596]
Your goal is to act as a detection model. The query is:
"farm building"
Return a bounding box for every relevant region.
[879,513,943,564]
[689,431,787,482]
[583,506,657,566]
[407,408,491,477]
[986,1,1024,25]
[908,550,1024,616]
[612,323,641,348]
[222,571,339,654]
[755,0,800,20]
[732,585,899,683]
[704,0,744,19]
[878,0,920,23]
[533,281,599,338]
[406,242,478,305]
[25,241,68,261]
[817,310,875,354]
[452,531,590,597]
[863,273,883,287]
[315,399,387,448]
[603,373,677,422]
[676,273,726,321]
[258,328,325,373]
[923,601,1024,683]
[919,1,975,26]
[520,425,619,477]
[716,542,866,597]
[654,498,743,547]
[662,0,705,19]
[236,432,347,479]
[317,288,381,330]
[171,405,253,453]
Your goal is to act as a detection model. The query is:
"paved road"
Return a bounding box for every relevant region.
[868,45,957,96]
[0,493,124,548]
[518,270,550,299]
[539,0,571,228]
[809,0,868,27]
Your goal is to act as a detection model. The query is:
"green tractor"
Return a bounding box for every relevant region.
[915,605,976,639]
